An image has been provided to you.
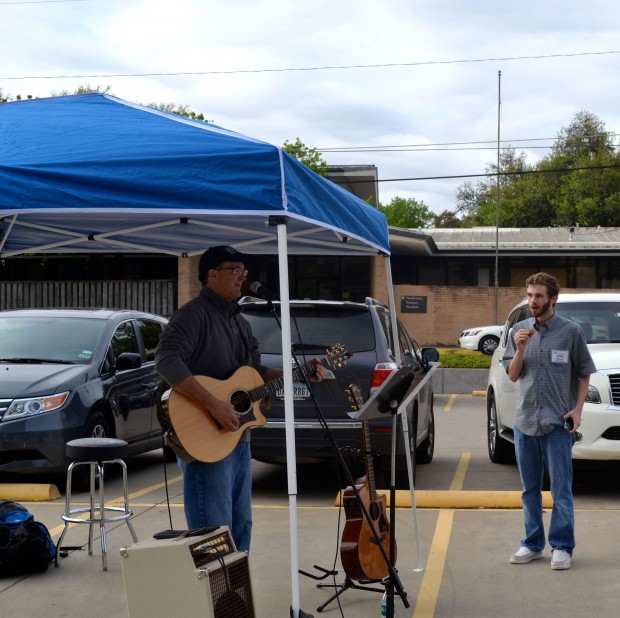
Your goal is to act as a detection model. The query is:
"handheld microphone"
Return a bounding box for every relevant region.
[249,281,279,301]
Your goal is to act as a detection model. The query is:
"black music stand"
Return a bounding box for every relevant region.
[346,362,432,618]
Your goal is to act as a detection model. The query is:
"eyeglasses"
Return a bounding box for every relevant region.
[215,267,248,277]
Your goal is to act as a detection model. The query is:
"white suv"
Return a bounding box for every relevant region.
[487,293,620,464]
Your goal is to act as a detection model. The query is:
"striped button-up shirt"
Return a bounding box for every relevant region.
[502,313,596,436]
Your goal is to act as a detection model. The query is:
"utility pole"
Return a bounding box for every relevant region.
[494,70,502,324]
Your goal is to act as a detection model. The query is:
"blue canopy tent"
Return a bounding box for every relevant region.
[0,94,415,615]
[0,94,388,258]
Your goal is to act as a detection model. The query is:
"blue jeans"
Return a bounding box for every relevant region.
[514,426,575,554]
[177,441,252,552]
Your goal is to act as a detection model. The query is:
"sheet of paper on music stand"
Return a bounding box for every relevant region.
[348,363,438,421]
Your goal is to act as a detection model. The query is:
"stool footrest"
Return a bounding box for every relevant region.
[61,506,134,525]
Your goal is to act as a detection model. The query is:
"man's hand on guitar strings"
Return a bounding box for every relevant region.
[208,399,240,432]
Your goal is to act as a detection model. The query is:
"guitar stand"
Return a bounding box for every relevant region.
[299,565,385,613]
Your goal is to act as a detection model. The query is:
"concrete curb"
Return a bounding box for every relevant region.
[0,483,61,502]
[336,489,553,509]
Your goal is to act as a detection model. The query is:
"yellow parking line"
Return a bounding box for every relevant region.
[413,510,454,618]
[125,474,183,501]
[450,452,470,491]
[412,452,471,617]
[443,394,457,412]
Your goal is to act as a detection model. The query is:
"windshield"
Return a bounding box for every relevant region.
[0,316,107,365]
[555,302,620,343]
[241,306,376,354]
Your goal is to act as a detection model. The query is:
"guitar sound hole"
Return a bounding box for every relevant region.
[369,502,381,520]
[230,390,252,415]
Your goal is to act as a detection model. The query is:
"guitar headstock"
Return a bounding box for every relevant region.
[324,343,352,369]
[347,384,365,412]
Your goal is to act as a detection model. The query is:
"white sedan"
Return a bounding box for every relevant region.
[458,325,503,355]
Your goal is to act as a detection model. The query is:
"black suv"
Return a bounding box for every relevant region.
[239,297,438,487]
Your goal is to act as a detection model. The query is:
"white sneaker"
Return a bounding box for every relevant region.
[551,549,571,570]
[510,546,543,564]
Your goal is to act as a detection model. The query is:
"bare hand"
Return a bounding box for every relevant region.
[208,399,240,432]
[308,359,327,383]
[564,409,582,433]
[515,328,535,351]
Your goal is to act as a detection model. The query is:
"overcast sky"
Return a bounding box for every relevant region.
[2,0,619,215]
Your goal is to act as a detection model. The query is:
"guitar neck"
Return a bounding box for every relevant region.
[247,356,328,403]
[361,421,378,501]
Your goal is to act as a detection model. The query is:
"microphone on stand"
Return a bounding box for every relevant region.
[249,281,279,301]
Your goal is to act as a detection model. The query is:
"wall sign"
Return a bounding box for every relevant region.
[401,295,427,313]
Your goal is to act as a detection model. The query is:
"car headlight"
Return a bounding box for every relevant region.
[2,392,70,421]
[585,385,601,404]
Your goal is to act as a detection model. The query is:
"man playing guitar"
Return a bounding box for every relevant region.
[155,246,326,552]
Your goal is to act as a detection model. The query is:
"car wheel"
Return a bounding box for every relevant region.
[70,411,111,492]
[86,411,110,439]
[479,335,499,355]
[487,392,515,464]
[416,406,435,465]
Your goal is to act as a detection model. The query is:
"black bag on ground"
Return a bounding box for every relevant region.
[0,500,56,577]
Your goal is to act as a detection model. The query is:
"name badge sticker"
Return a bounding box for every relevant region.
[551,349,569,363]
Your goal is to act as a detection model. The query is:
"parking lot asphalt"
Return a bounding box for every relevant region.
[3,393,620,617]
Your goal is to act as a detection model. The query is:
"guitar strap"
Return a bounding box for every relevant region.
[234,313,260,370]
[234,313,271,413]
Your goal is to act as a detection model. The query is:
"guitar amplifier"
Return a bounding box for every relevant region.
[120,527,255,618]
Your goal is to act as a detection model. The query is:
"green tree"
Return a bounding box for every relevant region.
[282,138,328,177]
[0,89,34,102]
[379,196,434,228]
[433,209,467,228]
[1,84,212,124]
[145,101,212,123]
[51,84,112,96]
[546,111,620,226]
[551,110,615,164]
[454,111,620,228]
[456,148,530,226]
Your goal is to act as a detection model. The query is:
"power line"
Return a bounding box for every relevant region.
[318,132,619,154]
[321,145,555,153]
[0,0,94,4]
[335,163,620,184]
[318,136,560,151]
[2,50,620,81]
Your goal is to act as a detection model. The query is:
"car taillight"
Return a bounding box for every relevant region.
[370,363,398,390]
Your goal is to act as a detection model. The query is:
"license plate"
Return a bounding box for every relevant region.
[275,383,310,400]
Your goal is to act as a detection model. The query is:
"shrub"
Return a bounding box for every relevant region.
[437,348,492,369]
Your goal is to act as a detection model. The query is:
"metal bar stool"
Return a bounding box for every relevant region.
[55,437,138,571]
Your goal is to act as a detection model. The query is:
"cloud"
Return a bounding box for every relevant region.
[1,0,619,213]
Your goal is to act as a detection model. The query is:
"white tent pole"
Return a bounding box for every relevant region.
[276,223,301,617]
[384,255,400,366]
[384,255,424,570]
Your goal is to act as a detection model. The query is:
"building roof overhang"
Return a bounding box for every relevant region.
[389,226,620,257]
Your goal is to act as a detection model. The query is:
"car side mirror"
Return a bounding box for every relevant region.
[421,347,440,367]
[116,352,142,371]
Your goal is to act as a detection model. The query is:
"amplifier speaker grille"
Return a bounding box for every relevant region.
[209,553,254,618]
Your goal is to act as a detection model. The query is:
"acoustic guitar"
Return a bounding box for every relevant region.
[340,385,395,581]
[167,344,350,463]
